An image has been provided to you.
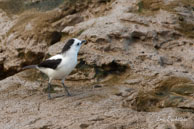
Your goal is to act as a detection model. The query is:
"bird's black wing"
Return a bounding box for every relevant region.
[38,59,62,70]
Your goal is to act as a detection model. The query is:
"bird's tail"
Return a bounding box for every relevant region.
[22,65,37,70]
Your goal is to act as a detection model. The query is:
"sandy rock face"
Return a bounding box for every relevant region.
[0,3,86,80]
[1,0,194,128]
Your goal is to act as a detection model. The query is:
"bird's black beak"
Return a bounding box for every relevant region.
[81,40,87,44]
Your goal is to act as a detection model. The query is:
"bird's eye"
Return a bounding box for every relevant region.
[76,43,80,46]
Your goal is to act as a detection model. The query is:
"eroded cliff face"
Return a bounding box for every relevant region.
[0,0,194,129]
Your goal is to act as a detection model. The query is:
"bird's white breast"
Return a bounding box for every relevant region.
[38,46,79,80]
[49,54,77,80]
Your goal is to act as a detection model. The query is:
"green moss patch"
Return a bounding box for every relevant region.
[0,0,65,14]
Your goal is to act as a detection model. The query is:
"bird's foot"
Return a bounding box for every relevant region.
[48,93,52,100]
[66,92,71,97]
[63,84,71,97]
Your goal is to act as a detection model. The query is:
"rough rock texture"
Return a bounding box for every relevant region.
[1,0,194,129]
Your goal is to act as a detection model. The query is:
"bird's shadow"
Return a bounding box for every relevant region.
[47,85,104,100]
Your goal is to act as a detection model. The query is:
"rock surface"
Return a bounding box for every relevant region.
[0,0,194,129]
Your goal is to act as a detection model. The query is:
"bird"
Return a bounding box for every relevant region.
[23,38,86,99]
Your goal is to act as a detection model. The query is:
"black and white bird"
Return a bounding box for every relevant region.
[23,38,86,99]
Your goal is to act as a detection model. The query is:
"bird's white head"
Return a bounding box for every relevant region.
[61,38,86,55]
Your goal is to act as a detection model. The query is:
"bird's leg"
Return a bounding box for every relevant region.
[62,79,71,96]
[47,79,52,99]
[48,82,52,99]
